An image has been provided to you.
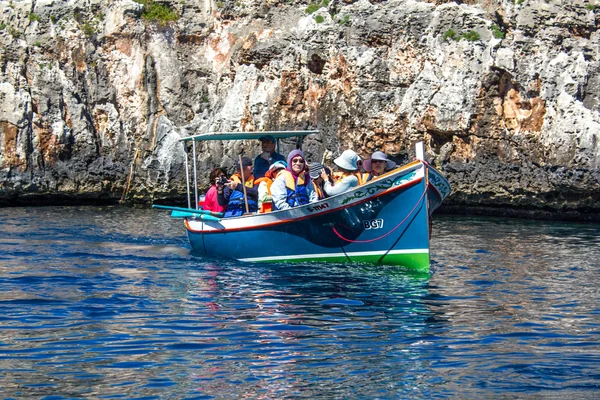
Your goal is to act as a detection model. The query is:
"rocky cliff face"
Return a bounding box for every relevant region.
[1,0,599,219]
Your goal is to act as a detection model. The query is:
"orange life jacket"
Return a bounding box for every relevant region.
[362,172,376,184]
[275,170,310,210]
[254,177,273,213]
[314,184,325,200]
[356,171,367,185]
[332,171,344,182]
[333,171,365,185]
[231,173,255,187]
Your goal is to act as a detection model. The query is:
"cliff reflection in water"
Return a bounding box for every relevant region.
[425,216,600,394]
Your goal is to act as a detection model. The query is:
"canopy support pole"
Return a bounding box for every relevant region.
[184,142,191,209]
[192,140,199,209]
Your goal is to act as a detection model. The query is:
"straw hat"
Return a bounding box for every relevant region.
[333,150,360,171]
[362,151,396,172]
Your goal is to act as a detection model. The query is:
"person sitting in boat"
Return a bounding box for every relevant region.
[362,151,397,182]
[309,163,330,200]
[203,167,227,213]
[256,161,287,213]
[217,156,259,217]
[321,149,362,196]
[253,135,286,179]
[271,149,318,210]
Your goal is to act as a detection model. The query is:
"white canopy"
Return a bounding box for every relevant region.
[180,130,319,142]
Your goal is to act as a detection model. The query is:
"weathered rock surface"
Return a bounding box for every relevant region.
[0,0,599,220]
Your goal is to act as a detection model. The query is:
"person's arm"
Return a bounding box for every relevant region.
[217,185,230,206]
[324,175,358,196]
[257,181,270,204]
[270,176,291,210]
[240,183,258,200]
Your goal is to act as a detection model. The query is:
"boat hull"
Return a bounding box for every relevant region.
[185,161,447,271]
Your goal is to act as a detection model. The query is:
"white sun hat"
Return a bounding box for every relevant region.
[333,150,360,171]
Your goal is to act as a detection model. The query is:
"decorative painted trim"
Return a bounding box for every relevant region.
[238,249,430,271]
[239,248,429,262]
[428,169,450,199]
[340,171,418,205]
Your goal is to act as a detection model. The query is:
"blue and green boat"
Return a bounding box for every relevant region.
[155,131,450,272]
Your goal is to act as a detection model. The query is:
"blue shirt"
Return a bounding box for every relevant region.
[254,151,286,178]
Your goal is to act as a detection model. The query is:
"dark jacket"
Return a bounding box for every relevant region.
[253,152,286,179]
[217,183,259,217]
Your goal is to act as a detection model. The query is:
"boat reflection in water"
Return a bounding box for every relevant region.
[175,259,436,397]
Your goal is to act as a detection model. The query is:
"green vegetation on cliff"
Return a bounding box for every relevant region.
[491,24,505,39]
[305,0,329,14]
[134,0,179,25]
[443,28,481,42]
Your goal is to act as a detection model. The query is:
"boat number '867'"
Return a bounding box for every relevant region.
[363,219,384,229]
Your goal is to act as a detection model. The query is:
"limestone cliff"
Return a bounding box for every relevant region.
[1,0,599,220]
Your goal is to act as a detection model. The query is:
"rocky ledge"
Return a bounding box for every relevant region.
[0,0,599,221]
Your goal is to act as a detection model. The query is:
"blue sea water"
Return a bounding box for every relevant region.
[0,206,599,399]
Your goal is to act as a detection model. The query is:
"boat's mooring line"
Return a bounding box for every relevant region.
[201,220,207,254]
[378,199,424,264]
[340,246,352,262]
[331,184,429,244]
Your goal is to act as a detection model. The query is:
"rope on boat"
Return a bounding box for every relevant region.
[331,183,429,243]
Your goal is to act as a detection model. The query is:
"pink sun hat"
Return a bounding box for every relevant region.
[362,151,396,172]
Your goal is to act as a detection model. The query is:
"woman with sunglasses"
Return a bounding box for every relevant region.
[270,149,318,210]
[362,151,397,182]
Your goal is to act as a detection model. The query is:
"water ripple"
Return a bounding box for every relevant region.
[0,208,599,397]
